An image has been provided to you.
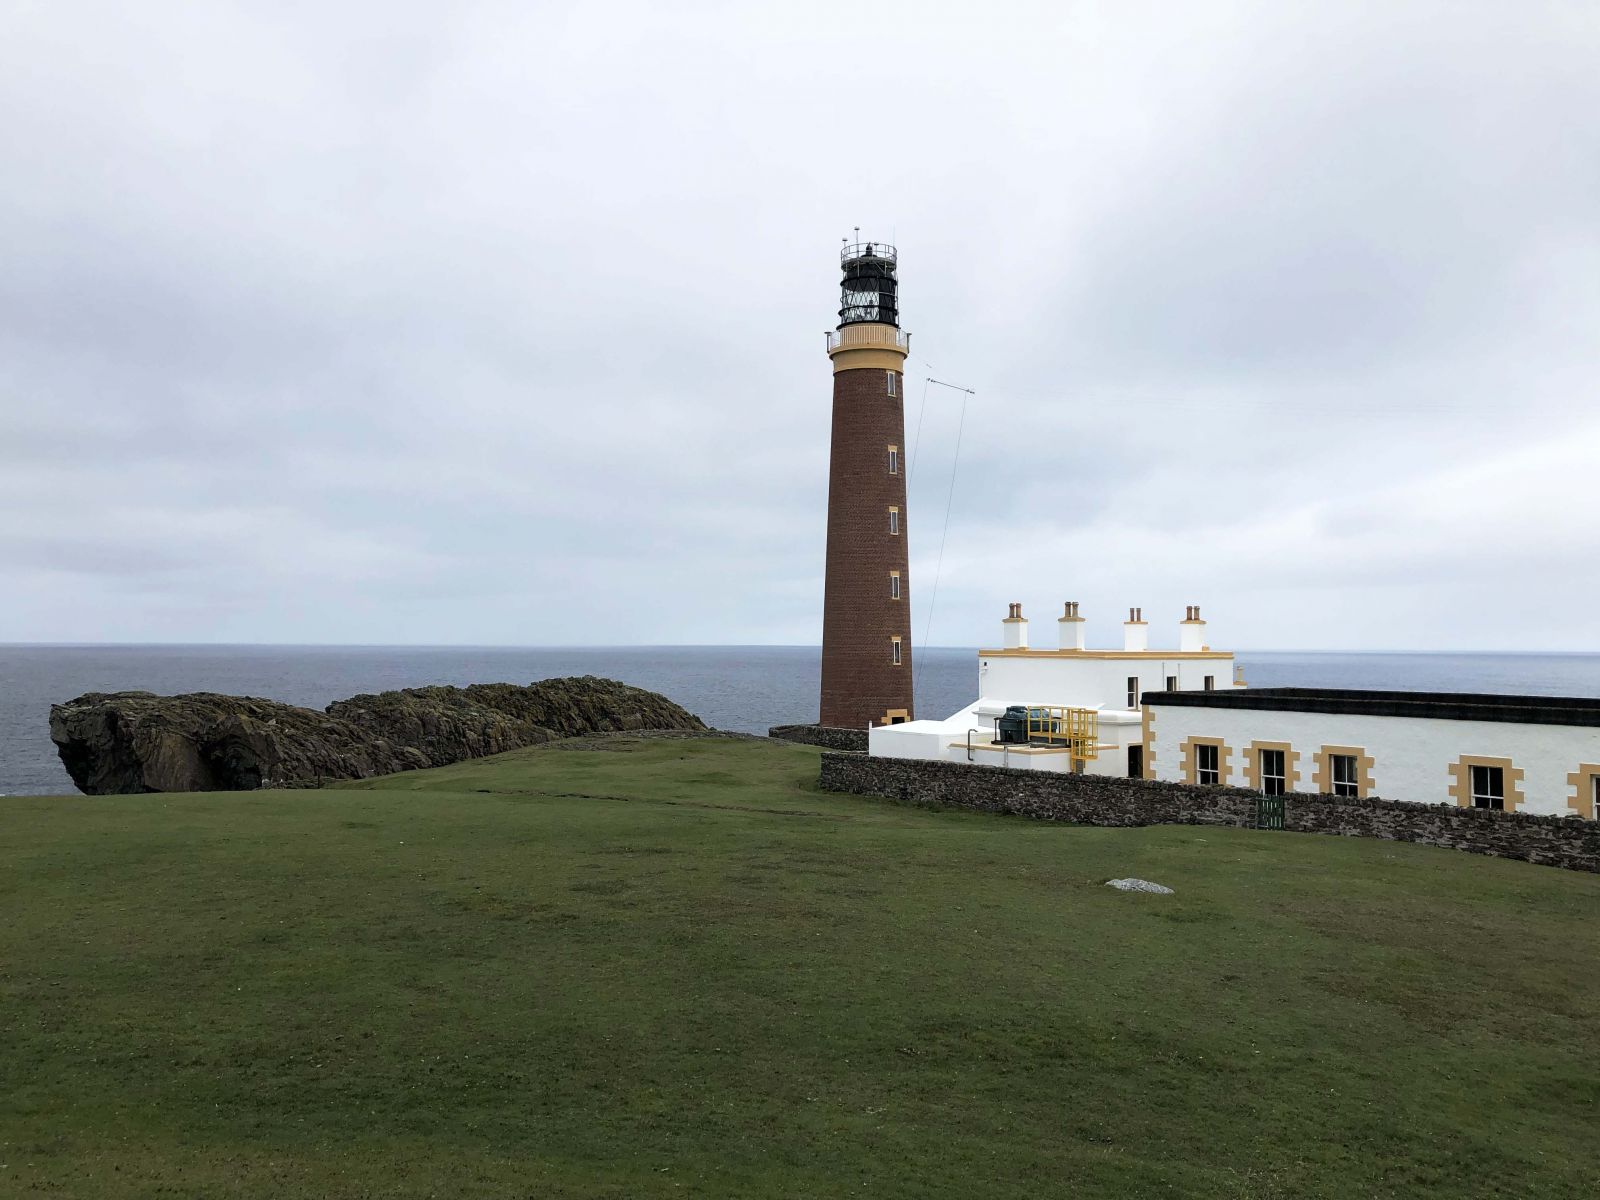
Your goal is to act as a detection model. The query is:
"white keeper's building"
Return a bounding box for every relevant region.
[867,604,1600,819]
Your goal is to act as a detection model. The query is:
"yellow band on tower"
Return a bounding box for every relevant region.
[828,323,910,374]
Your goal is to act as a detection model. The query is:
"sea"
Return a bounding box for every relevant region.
[4,645,1600,797]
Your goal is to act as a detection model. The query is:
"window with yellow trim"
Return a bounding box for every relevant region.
[1566,765,1600,819]
[1448,755,1523,812]
[1180,737,1230,787]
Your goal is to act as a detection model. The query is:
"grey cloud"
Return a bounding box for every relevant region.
[1,1,1597,650]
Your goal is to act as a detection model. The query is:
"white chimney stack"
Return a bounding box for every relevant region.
[1002,602,1029,649]
[1057,601,1086,651]
[1179,605,1206,652]
[1123,607,1148,652]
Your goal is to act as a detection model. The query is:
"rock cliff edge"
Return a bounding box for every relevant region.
[49,676,706,795]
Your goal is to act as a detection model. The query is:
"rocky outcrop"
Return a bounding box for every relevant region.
[49,676,706,795]
[47,692,424,794]
[327,677,705,764]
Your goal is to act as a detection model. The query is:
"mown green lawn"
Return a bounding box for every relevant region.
[3,735,1598,1198]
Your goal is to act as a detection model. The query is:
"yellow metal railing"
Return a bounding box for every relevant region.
[1024,706,1100,761]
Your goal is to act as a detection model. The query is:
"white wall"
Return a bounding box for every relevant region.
[963,743,1073,772]
[868,722,954,761]
[1147,703,1600,816]
[869,650,1236,779]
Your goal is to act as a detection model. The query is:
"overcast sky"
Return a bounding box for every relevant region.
[2,1,1597,652]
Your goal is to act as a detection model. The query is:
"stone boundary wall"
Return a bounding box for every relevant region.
[768,724,868,753]
[819,753,1600,874]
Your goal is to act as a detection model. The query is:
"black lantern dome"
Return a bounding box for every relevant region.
[838,240,898,328]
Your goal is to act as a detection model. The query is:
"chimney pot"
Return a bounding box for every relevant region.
[1058,601,1086,649]
[1002,602,1029,649]
[1123,609,1149,652]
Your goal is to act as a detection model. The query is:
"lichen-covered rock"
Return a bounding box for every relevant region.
[49,677,706,795]
[1106,878,1174,894]
[47,692,422,794]
[326,677,706,767]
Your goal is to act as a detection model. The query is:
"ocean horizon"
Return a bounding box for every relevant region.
[6,644,1600,797]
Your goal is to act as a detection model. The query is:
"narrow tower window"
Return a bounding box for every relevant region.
[887,445,899,475]
[891,637,902,665]
[1165,675,1178,692]
[890,571,901,599]
[1204,675,1216,691]
[1126,676,1138,708]
[886,371,897,396]
[888,507,899,534]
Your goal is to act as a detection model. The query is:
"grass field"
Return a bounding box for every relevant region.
[4,735,1599,1198]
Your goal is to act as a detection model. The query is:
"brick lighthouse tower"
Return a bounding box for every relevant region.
[819,239,914,728]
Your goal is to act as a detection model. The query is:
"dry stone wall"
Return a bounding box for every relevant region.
[820,753,1600,874]
[768,724,868,753]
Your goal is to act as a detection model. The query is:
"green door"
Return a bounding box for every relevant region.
[1256,795,1285,830]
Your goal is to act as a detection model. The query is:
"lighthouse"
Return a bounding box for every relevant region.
[819,239,915,728]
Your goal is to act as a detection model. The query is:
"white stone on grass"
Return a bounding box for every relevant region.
[1106,878,1174,894]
